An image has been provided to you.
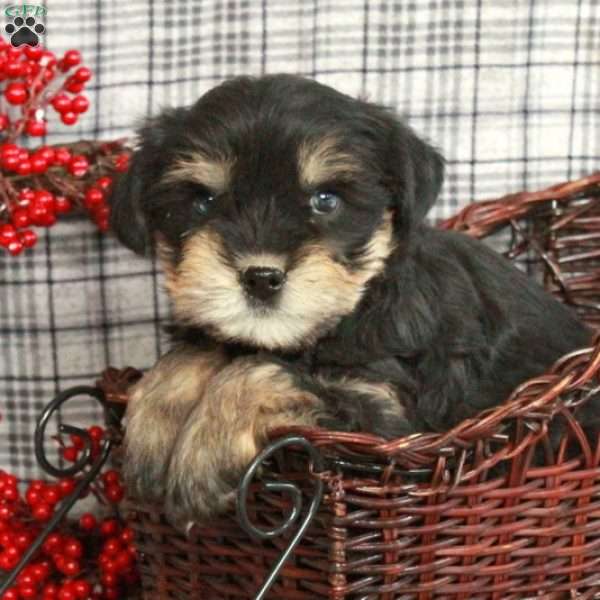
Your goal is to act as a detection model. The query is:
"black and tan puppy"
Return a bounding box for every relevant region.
[110,74,595,526]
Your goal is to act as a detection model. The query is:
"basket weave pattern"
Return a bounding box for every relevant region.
[124,173,600,599]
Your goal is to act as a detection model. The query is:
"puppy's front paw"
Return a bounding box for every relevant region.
[123,344,227,502]
[164,357,323,528]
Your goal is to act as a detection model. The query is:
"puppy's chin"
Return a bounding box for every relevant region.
[160,215,395,352]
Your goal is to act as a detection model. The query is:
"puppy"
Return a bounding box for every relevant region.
[110,74,595,525]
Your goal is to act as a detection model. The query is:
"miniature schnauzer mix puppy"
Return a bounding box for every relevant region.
[110,74,595,526]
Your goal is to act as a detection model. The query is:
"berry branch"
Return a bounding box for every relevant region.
[0,39,131,256]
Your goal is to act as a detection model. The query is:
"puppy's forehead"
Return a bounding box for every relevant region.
[161,77,376,191]
[163,132,363,193]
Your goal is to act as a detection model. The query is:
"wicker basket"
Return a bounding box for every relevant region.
[122,173,600,599]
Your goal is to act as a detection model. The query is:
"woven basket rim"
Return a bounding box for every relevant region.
[269,172,600,462]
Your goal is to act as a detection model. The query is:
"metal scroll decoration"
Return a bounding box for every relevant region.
[236,435,325,600]
[0,386,114,595]
[0,386,325,600]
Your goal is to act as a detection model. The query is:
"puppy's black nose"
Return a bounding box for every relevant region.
[242,267,285,301]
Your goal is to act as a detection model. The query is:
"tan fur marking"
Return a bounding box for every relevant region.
[235,252,287,272]
[123,344,229,500]
[163,151,232,192]
[165,357,323,523]
[298,136,363,187]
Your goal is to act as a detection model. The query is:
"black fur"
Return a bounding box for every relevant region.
[110,74,596,439]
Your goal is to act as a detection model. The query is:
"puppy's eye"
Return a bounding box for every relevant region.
[310,191,341,215]
[193,193,216,216]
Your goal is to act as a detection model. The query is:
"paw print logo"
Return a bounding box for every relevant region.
[5,16,45,47]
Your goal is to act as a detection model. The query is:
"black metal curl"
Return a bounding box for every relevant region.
[0,386,113,595]
[236,435,324,600]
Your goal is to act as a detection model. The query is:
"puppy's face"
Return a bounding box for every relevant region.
[110,75,444,351]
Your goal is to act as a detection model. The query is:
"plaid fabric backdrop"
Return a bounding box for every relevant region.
[0,0,599,480]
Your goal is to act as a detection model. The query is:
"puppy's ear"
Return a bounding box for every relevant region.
[109,150,150,254]
[109,108,189,255]
[368,105,445,233]
[399,124,445,226]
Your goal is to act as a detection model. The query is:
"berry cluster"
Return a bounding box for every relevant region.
[0,426,139,599]
[0,39,131,256]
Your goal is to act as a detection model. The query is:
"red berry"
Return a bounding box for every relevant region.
[70,434,84,449]
[28,202,48,226]
[61,558,81,576]
[11,208,29,228]
[120,527,134,544]
[68,155,89,177]
[0,114,9,130]
[99,519,119,537]
[102,538,121,556]
[58,478,76,496]
[35,190,55,208]
[51,93,71,113]
[105,484,124,503]
[37,146,55,162]
[72,67,91,83]
[0,224,17,245]
[18,586,37,599]
[30,154,48,174]
[1,587,19,600]
[78,513,97,531]
[95,176,113,191]
[4,61,23,78]
[19,230,37,249]
[0,143,19,157]
[71,95,89,114]
[2,486,18,501]
[25,487,41,506]
[84,187,104,209]
[5,82,27,104]
[63,539,83,559]
[1,155,19,171]
[0,505,15,520]
[61,446,79,463]
[102,470,120,486]
[65,81,84,94]
[32,503,53,521]
[57,587,76,600]
[16,160,32,175]
[62,50,81,68]
[60,111,78,126]
[54,196,72,214]
[30,562,50,582]
[43,486,61,505]
[25,119,47,137]
[7,240,24,256]
[53,147,71,165]
[42,534,61,554]
[88,425,104,440]
[72,580,91,598]
[24,45,43,61]
[14,532,32,550]
[114,549,132,571]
